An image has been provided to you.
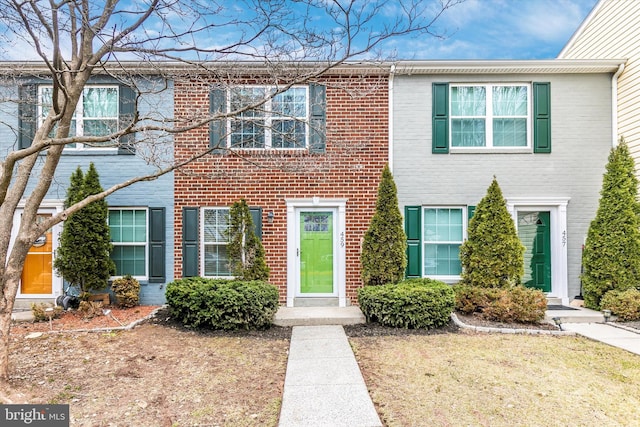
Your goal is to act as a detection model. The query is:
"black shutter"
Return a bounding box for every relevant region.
[309,83,326,154]
[18,84,37,149]
[148,207,166,283]
[209,88,227,154]
[432,83,449,154]
[119,85,136,154]
[533,82,551,153]
[182,207,199,277]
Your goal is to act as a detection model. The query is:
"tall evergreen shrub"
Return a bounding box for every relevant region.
[227,199,269,280]
[54,163,115,296]
[459,177,524,288]
[582,139,640,309]
[360,164,407,286]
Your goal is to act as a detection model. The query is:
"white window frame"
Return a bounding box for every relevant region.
[200,207,232,278]
[422,206,467,283]
[38,84,119,150]
[108,207,148,281]
[450,83,531,151]
[227,85,309,150]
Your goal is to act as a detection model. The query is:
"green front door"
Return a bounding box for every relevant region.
[518,211,551,292]
[299,211,334,294]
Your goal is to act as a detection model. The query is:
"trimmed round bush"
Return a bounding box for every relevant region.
[601,288,640,321]
[111,274,140,308]
[165,277,279,330]
[454,284,547,323]
[357,278,455,329]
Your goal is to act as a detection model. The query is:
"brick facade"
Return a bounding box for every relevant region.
[173,72,389,304]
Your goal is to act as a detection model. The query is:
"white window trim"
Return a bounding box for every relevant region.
[38,84,119,151]
[422,206,467,283]
[449,83,531,152]
[109,207,148,281]
[200,207,233,279]
[227,85,310,150]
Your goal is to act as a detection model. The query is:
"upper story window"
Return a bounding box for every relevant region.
[228,86,308,149]
[39,85,119,149]
[450,84,530,149]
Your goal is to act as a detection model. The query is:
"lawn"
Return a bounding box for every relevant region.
[351,331,640,426]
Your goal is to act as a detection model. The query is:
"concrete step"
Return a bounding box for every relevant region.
[274,306,366,327]
[544,306,608,324]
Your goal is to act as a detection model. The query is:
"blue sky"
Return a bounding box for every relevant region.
[385,0,599,60]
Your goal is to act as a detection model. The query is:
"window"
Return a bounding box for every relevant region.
[228,86,308,149]
[109,209,147,278]
[423,207,464,278]
[39,85,119,148]
[451,84,529,148]
[202,208,231,277]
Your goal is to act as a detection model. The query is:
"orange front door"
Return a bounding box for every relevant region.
[21,214,53,295]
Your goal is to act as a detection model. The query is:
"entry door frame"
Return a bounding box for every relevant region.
[286,198,347,307]
[507,197,569,304]
[13,200,64,299]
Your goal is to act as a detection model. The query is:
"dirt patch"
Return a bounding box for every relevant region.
[7,306,291,426]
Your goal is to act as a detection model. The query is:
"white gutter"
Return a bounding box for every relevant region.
[611,63,625,147]
[388,63,395,172]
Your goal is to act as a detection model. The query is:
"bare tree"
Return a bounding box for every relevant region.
[0,0,462,389]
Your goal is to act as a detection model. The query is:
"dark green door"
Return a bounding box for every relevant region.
[518,211,551,292]
[299,211,334,294]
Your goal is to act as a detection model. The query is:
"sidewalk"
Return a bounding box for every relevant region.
[561,322,640,356]
[278,325,382,427]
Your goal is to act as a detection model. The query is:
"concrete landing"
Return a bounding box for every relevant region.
[544,305,606,324]
[274,306,366,327]
[278,325,381,427]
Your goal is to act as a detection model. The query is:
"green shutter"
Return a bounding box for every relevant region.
[182,207,199,277]
[432,83,449,154]
[18,84,37,149]
[405,206,422,278]
[533,82,551,153]
[250,207,263,240]
[467,206,476,224]
[148,207,166,283]
[209,88,227,154]
[118,85,136,154]
[309,83,326,154]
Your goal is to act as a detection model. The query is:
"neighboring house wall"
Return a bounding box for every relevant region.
[392,63,617,304]
[559,0,640,160]
[1,74,174,306]
[173,70,389,306]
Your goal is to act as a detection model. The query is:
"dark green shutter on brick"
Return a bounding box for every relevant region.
[18,84,37,149]
[432,83,449,154]
[118,85,136,155]
[148,207,166,283]
[405,206,422,278]
[250,207,263,240]
[533,82,551,153]
[309,83,326,154]
[182,207,199,277]
[209,88,227,154]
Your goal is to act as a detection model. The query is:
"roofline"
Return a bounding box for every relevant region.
[557,0,605,58]
[393,59,625,74]
[0,58,624,77]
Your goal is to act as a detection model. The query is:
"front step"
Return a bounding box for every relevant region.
[274,306,366,327]
[544,306,609,324]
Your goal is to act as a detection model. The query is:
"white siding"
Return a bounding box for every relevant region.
[560,0,640,165]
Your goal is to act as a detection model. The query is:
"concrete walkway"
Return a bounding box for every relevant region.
[561,322,640,356]
[278,325,382,427]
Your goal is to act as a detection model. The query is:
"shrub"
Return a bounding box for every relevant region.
[601,288,640,321]
[78,300,104,319]
[582,139,640,309]
[360,164,407,286]
[228,199,270,280]
[459,177,525,288]
[357,278,455,329]
[454,284,547,323]
[165,277,279,330]
[111,275,140,308]
[31,303,63,322]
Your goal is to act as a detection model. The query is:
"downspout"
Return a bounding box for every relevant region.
[611,63,625,147]
[388,63,396,171]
